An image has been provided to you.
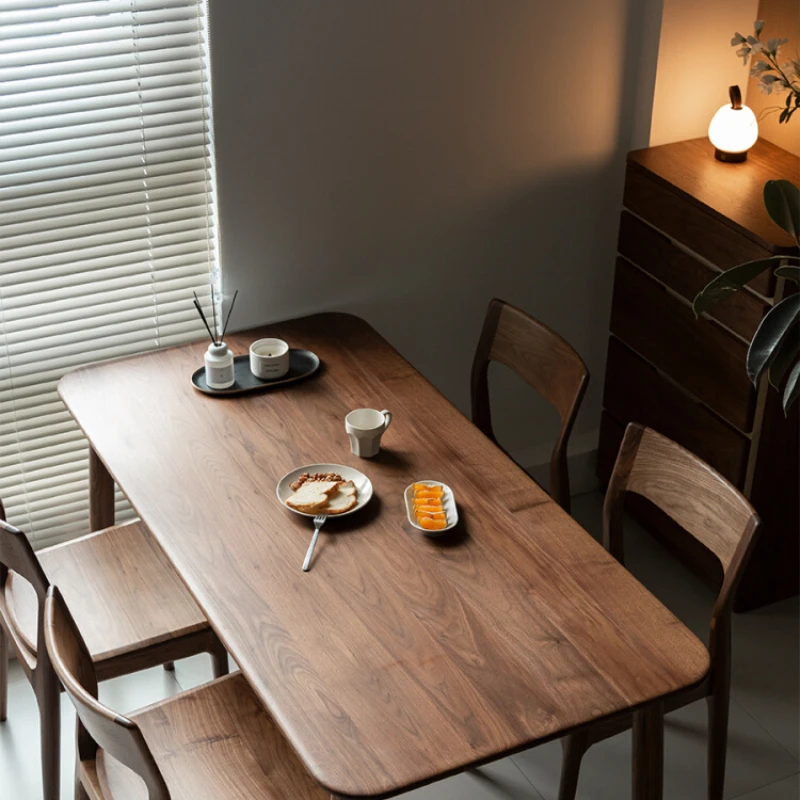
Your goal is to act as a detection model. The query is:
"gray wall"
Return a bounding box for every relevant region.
[208,1,660,464]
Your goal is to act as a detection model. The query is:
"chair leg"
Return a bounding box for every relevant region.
[210,635,229,679]
[559,731,589,800]
[0,625,8,722]
[39,672,61,800]
[163,661,175,671]
[707,689,730,800]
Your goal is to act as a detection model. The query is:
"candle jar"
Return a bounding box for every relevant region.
[205,342,235,390]
[249,338,290,380]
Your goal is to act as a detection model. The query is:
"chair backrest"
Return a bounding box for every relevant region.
[44,586,171,800]
[603,424,760,662]
[0,500,51,669]
[471,298,589,511]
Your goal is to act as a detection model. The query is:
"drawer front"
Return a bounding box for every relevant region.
[618,212,766,341]
[624,166,776,296]
[603,337,749,486]
[610,258,756,432]
[597,410,625,485]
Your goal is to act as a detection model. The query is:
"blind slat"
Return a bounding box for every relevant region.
[0,0,218,545]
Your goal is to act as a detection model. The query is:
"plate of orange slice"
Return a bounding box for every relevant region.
[405,480,458,536]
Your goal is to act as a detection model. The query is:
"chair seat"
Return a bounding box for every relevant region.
[81,673,329,800]
[4,521,208,663]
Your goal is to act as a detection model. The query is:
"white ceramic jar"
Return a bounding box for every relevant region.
[205,342,235,390]
[249,338,290,380]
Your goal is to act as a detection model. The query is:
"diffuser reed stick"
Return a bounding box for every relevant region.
[220,289,238,343]
[192,290,217,345]
[210,285,219,345]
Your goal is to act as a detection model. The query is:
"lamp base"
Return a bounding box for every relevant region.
[715,148,748,163]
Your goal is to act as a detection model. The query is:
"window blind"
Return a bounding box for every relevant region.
[0,0,219,548]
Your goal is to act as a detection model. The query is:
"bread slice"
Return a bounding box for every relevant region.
[286,480,341,513]
[324,480,358,515]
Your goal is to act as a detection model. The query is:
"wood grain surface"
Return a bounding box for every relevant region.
[45,587,327,800]
[561,423,760,800]
[1,514,228,800]
[471,298,589,512]
[59,313,709,799]
[7,522,210,666]
[602,337,749,487]
[627,137,799,257]
[610,259,755,432]
[617,211,767,340]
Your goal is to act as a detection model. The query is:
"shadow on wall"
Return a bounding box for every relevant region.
[210,0,661,456]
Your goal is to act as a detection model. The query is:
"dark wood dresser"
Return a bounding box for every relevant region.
[598,137,799,611]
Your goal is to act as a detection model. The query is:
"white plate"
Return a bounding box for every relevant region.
[404,480,458,536]
[277,463,373,518]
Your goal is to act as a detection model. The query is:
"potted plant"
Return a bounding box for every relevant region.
[693,23,800,413]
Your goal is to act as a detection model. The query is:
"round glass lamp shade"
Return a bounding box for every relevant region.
[708,85,758,162]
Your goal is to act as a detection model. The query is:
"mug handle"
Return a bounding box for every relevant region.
[381,410,392,430]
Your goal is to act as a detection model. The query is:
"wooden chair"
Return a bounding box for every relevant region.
[44,585,330,800]
[558,423,761,800]
[471,298,589,511]
[0,500,228,800]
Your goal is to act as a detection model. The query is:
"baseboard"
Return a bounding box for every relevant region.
[510,428,600,498]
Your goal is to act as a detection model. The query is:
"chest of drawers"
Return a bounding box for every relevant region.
[598,137,799,611]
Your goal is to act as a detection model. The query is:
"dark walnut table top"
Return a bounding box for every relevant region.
[59,313,709,798]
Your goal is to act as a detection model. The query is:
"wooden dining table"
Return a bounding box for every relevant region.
[58,312,709,799]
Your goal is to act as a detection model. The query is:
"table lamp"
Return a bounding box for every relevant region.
[708,85,758,162]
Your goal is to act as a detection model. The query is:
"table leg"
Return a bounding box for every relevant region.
[632,701,664,800]
[89,446,115,531]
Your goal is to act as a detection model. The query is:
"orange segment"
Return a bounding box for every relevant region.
[419,517,447,531]
[414,487,443,497]
[415,505,443,514]
[413,497,442,508]
[410,482,450,530]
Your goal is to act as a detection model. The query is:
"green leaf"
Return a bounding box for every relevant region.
[747,294,800,385]
[780,108,789,123]
[692,257,783,316]
[763,180,800,238]
[768,322,799,387]
[775,265,800,283]
[783,361,800,412]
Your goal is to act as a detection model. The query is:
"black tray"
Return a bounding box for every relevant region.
[191,349,320,396]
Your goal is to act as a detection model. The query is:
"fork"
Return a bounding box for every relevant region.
[302,514,327,572]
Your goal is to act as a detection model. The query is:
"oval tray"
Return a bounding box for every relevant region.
[191,349,320,396]
[404,480,458,537]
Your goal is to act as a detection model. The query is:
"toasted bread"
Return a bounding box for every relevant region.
[286,480,341,513]
[325,480,358,515]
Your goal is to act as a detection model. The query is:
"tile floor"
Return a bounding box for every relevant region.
[1,492,797,799]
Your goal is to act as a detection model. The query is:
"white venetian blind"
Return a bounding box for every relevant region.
[0,0,219,547]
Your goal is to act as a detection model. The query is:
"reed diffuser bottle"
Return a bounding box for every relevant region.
[193,287,238,390]
[205,342,234,390]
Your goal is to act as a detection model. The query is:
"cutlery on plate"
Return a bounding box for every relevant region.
[302,514,327,572]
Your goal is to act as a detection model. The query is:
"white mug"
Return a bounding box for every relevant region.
[345,408,392,458]
[250,338,290,380]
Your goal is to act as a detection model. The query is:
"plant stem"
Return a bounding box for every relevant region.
[761,50,799,91]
